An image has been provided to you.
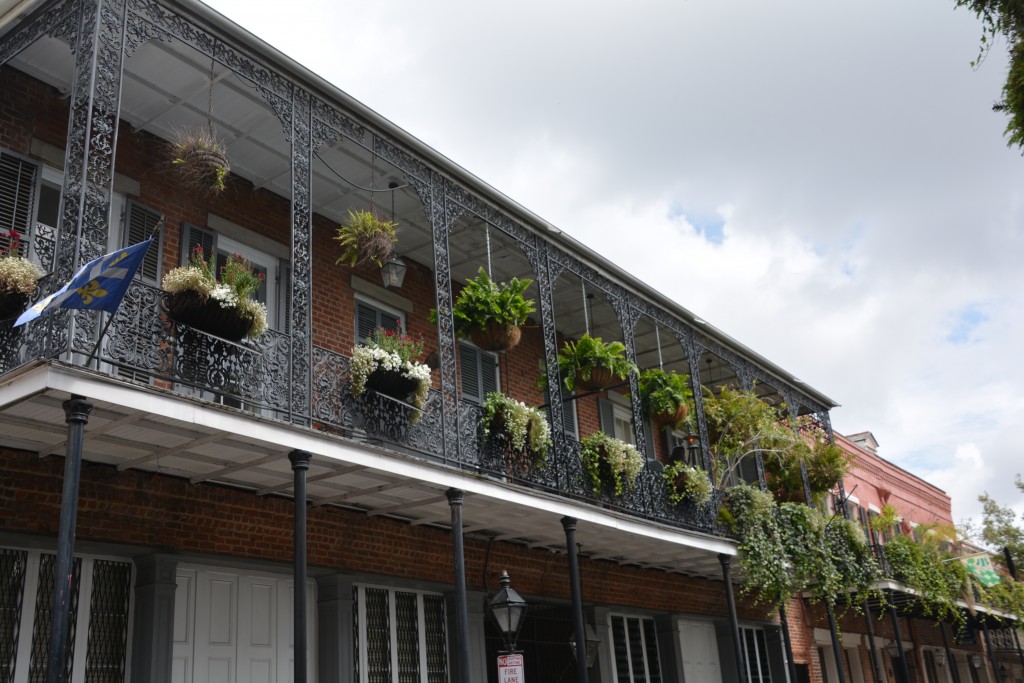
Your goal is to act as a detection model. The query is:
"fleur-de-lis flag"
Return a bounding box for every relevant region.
[15,238,154,327]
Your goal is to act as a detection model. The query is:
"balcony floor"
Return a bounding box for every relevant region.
[0,360,734,578]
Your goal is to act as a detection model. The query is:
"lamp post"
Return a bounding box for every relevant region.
[489,570,528,653]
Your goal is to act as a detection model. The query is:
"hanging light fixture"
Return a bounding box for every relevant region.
[488,570,528,653]
[569,623,601,668]
[380,181,406,289]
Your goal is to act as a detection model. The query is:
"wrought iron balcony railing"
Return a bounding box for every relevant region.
[0,277,724,538]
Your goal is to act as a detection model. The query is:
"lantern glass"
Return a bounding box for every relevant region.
[381,256,407,289]
[488,570,528,651]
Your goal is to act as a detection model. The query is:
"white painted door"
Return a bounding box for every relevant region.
[172,566,315,683]
[679,620,723,683]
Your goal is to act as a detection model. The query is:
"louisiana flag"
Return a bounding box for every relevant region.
[15,238,154,327]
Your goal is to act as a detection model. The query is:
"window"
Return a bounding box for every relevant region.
[0,547,132,683]
[609,614,662,683]
[122,199,163,284]
[600,393,635,444]
[355,297,403,344]
[0,151,39,250]
[560,388,579,440]
[740,627,773,683]
[458,341,498,404]
[353,585,448,683]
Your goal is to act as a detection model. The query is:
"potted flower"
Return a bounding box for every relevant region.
[0,229,43,321]
[579,431,644,496]
[162,245,267,341]
[170,127,231,194]
[448,267,535,352]
[662,460,713,506]
[557,334,637,392]
[481,391,551,473]
[334,209,398,269]
[350,327,432,424]
[637,368,692,428]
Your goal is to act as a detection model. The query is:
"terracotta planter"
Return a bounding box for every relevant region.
[365,367,420,401]
[574,366,617,392]
[651,403,688,428]
[166,290,253,342]
[0,291,29,321]
[469,322,522,352]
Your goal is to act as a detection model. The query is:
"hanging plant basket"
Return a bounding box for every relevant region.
[574,366,617,392]
[0,291,29,322]
[469,322,522,352]
[169,128,231,194]
[651,403,688,428]
[166,290,253,342]
[365,367,421,401]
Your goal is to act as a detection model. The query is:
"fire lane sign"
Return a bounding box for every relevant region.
[497,653,525,683]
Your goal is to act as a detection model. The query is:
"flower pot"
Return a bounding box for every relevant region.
[469,322,522,352]
[0,291,29,321]
[166,289,253,342]
[574,366,617,392]
[651,403,688,428]
[365,367,420,401]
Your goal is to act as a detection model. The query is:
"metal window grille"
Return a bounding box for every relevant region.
[740,627,772,683]
[355,586,449,683]
[28,555,82,683]
[611,615,661,683]
[0,549,28,683]
[83,560,132,683]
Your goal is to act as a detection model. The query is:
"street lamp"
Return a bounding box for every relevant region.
[488,570,528,652]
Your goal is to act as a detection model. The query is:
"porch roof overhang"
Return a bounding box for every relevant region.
[0,0,838,412]
[0,361,735,578]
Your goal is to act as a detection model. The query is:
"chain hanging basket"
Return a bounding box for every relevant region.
[365,368,421,401]
[469,322,522,352]
[574,367,617,392]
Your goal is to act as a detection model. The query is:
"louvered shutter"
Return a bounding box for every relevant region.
[356,301,379,344]
[480,350,498,397]
[561,390,578,439]
[643,417,656,461]
[459,342,481,403]
[0,151,39,251]
[180,223,216,266]
[122,200,162,284]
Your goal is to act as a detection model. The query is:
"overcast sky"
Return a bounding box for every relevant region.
[205,0,1024,526]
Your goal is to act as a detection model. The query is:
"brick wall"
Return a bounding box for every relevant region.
[0,446,768,621]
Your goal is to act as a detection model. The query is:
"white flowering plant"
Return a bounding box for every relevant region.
[0,229,43,297]
[579,431,644,497]
[162,245,267,339]
[350,327,432,424]
[481,392,551,471]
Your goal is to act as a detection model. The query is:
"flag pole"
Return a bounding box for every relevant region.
[82,217,163,369]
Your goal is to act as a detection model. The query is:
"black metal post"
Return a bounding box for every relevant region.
[45,396,92,683]
[720,554,749,683]
[562,516,588,683]
[862,600,885,683]
[447,489,471,683]
[940,621,962,683]
[1011,625,1024,673]
[826,603,847,683]
[288,449,312,683]
[981,618,1002,683]
[888,599,911,683]
[779,605,798,683]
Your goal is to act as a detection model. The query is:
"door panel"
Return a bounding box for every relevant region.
[679,620,722,683]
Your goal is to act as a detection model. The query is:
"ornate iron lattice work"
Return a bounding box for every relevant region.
[28,555,81,683]
[83,560,131,683]
[0,549,27,683]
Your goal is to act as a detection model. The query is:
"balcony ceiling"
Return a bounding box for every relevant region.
[0,362,735,580]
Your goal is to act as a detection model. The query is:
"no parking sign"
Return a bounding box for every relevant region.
[497,653,525,683]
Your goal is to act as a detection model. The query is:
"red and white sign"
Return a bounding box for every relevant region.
[497,653,525,683]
